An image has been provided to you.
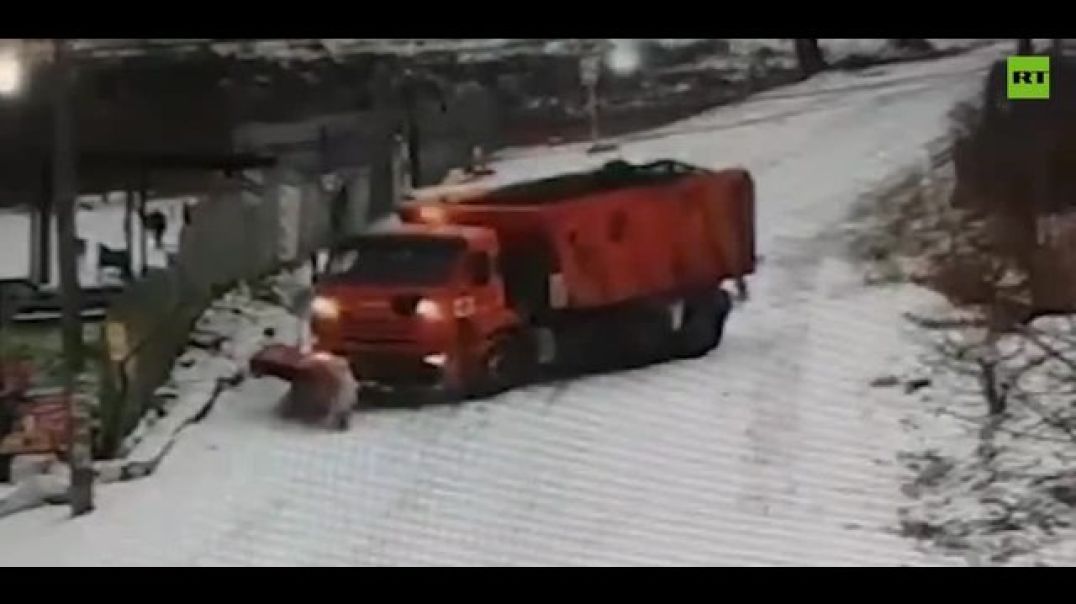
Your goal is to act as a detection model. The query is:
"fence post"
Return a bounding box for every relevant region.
[94,174,339,458]
[124,187,134,277]
[138,170,149,277]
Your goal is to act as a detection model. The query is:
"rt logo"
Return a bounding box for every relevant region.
[1007,55,1050,99]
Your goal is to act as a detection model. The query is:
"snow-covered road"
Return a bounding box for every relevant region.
[0,45,1007,566]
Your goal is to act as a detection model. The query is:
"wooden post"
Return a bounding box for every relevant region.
[52,43,82,373]
[400,72,423,188]
[405,104,421,188]
[794,39,827,78]
[586,81,599,144]
[580,50,601,145]
[124,187,133,277]
[138,170,148,276]
[34,160,53,286]
[0,283,7,357]
[51,39,93,516]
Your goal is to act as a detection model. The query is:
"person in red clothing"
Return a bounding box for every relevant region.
[277,352,358,431]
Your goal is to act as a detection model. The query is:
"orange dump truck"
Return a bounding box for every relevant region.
[294,159,756,401]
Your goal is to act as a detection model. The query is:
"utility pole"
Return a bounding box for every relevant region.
[138,169,148,276]
[400,71,423,189]
[395,65,448,190]
[124,187,134,277]
[793,39,826,78]
[579,39,619,155]
[578,40,602,146]
[584,59,600,145]
[51,39,93,516]
[32,161,53,286]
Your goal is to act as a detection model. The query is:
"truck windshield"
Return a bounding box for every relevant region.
[327,237,464,286]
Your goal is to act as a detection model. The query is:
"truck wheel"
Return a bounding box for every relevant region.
[676,289,732,359]
[476,331,534,397]
[618,310,676,369]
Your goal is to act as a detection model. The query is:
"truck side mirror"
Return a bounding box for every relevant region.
[468,253,492,286]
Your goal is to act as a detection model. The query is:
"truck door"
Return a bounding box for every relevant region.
[461,248,506,333]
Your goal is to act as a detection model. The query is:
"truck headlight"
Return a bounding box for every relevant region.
[423,353,448,366]
[418,205,447,224]
[415,298,444,321]
[311,296,340,321]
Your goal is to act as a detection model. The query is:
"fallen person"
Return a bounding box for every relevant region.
[252,346,358,431]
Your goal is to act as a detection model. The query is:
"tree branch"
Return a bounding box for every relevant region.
[1016,326,1076,375]
[904,311,987,330]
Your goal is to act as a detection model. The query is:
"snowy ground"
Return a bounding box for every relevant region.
[891,312,1076,566]
[848,152,1076,565]
[0,44,1011,566]
[665,39,988,77]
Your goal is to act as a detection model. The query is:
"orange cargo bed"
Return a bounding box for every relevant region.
[405,160,755,310]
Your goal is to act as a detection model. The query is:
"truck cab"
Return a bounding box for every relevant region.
[310,224,524,399]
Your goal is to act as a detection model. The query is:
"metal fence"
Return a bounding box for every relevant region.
[95,168,350,456]
[95,97,491,456]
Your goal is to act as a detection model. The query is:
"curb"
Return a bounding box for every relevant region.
[95,378,229,485]
[96,301,296,485]
[0,354,237,521]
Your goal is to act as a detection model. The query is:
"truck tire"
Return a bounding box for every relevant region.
[676,289,732,359]
[617,309,677,370]
[474,331,535,398]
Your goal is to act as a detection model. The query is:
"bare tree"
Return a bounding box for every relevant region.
[919,114,1075,431]
[912,181,1035,422]
[912,312,1012,421]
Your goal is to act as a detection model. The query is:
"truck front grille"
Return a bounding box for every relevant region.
[351,352,442,386]
[339,316,416,345]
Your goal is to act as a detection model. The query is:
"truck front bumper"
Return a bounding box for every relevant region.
[358,380,460,406]
[319,344,461,405]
